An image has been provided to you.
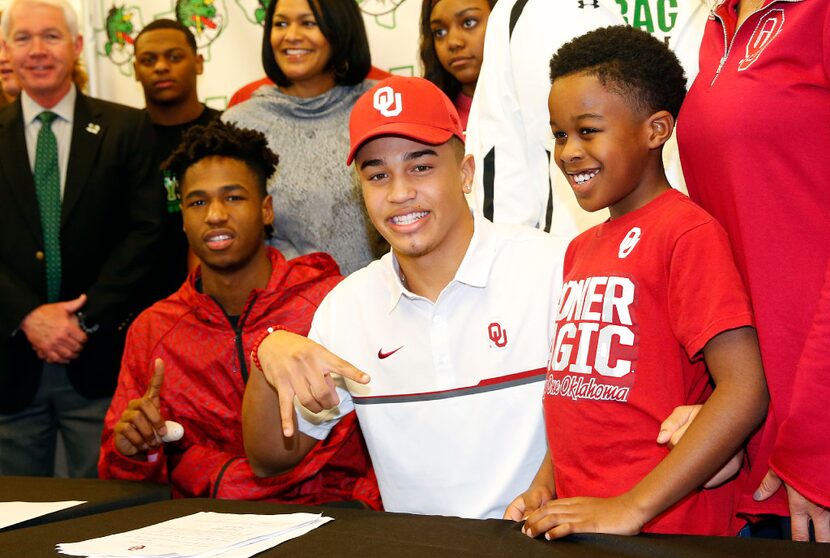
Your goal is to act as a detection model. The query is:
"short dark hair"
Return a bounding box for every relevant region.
[419,0,496,100]
[135,18,198,54]
[262,0,371,88]
[161,119,279,199]
[549,25,687,119]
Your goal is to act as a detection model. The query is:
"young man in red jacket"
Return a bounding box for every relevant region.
[98,120,379,507]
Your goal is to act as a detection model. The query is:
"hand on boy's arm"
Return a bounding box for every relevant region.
[253,330,369,437]
[523,327,767,541]
[621,327,767,531]
[658,405,744,488]
[755,468,830,542]
[504,451,555,521]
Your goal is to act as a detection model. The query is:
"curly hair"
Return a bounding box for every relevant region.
[161,119,279,198]
[548,25,687,119]
[262,0,370,89]
[419,0,496,100]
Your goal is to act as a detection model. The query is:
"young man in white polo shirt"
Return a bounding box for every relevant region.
[242,76,567,519]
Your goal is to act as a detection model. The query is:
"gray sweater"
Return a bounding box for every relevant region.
[223,82,386,275]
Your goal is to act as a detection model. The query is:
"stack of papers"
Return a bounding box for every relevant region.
[0,501,86,529]
[56,511,333,558]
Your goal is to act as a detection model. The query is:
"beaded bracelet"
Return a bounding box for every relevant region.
[250,325,288,371]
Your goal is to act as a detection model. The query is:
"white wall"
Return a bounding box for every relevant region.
[78,0,423,109]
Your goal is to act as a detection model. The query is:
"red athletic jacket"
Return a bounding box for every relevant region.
[98,248,381,508]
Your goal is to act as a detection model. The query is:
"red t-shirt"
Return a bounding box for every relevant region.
[544,189,754,536]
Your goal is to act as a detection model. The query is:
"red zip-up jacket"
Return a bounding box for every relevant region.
[98,248,381,508]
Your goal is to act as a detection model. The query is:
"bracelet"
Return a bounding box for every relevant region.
[75,311,100,334]
[251,325,288,371]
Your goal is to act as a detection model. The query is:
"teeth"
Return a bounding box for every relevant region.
[207,234,231,242]
[573,170,599,185]
[285,49,309,55]
[391,211,428,225]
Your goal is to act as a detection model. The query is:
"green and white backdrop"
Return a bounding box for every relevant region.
[2,0,419,109]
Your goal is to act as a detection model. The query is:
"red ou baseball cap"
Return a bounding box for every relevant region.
[346,76,465,165]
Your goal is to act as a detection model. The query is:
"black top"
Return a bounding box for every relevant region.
[146,105,221,306]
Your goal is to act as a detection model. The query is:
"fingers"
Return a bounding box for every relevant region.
[113,421,143,456]
[504,496,526,522]
[656,404,699,445]
[783,482,830,542]
[64,322,88,346]
[62,293,87,313]
[132,393,166,432]
[523,505,575,539]
[330,355,371,384]
[703,449,744,489]
[813,511,830,543]
[145,359,165,400]
[277,381,297,438]
[113,406,162,456]
[39,341,82,364]
[753,468,782,501]
[790,509,812,542]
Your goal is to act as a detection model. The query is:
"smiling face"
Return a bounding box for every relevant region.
[270,0,334,98]
[134,28,202,107]
[180,156,273,274]
[548,72,671,219]
[356,136,474,267]
[0,28,20,100]
[6,2,82,108]
[429,0,490,97]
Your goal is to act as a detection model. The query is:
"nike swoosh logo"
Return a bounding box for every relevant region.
[378,346,404,359]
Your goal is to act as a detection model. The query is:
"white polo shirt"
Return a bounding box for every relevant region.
[297,217,567,519]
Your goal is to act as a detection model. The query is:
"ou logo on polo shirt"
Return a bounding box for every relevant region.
[374,86,402,117]
[489,322,508,348]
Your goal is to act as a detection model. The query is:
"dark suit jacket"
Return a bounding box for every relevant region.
[0,93,163,413]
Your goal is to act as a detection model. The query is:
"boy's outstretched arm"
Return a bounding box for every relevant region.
[504,449,556,521]
[242,331,367,477]
[242,357,318,477]
[523,326,769,540]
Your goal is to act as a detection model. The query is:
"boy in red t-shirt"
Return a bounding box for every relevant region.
[507,26,769,538]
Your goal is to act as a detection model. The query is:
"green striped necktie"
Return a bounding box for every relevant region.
[34,110,61,302]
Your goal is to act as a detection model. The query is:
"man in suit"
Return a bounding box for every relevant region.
[0,0,162,477]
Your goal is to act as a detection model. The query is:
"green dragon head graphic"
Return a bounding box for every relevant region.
[255,0,272,24]
[176,0,219,36]
[104,6,135,57]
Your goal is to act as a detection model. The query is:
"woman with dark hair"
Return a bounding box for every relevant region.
[419,0,495,129]
[223,0,384,275]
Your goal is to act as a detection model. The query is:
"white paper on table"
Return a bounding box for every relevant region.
[0,501,86,529]
[56,511,334,558]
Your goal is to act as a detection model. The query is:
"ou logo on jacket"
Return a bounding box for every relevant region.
[373,86,403,117]
[739,9,784,71]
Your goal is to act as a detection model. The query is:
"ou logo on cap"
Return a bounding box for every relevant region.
[373,86,402,117]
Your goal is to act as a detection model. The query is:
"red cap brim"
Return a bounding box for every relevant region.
[346,123,456,165]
